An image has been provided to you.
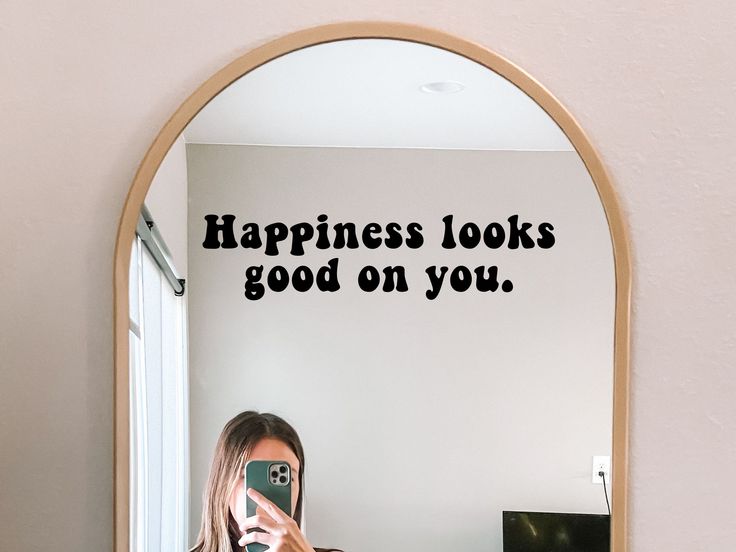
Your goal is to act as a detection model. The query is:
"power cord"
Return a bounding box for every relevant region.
[599,470,611,515]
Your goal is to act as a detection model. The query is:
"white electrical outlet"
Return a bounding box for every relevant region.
[592,455,611,485]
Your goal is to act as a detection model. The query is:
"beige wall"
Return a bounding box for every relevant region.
[1,2,734,551]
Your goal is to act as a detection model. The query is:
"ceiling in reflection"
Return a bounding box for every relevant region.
[184,39,574,151]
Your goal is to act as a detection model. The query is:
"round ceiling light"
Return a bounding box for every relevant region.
[419,81,466,94]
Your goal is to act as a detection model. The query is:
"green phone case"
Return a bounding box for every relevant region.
[244,460,292,552]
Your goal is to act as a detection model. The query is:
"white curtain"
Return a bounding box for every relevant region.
[129,236,190,552]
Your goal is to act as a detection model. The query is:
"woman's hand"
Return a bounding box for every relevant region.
[238,488,315,552]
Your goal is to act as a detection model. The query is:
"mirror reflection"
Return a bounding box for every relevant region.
[129,38,615,552]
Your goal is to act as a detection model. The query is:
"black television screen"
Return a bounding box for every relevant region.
[503,511,610,552]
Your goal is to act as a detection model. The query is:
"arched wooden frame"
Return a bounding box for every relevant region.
[114,21,631,552]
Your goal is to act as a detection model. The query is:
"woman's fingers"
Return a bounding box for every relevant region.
[238,529,275,547]
[238,514,280,534]
[246,488,290,524]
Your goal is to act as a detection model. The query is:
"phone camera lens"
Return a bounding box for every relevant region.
[279,475,287,484]
[271,471,278,479]
[279,466,287,473]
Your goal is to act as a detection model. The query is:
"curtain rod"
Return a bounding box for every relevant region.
[136,204,185,296]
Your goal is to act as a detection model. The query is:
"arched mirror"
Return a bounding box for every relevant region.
[114,22,630,552]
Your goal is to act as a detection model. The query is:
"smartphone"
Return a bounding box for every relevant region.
[243,460,292,552]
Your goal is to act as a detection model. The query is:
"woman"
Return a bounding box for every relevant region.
[190,410,342,552]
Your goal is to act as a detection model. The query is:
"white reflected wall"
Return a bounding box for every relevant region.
[185,144,614,552]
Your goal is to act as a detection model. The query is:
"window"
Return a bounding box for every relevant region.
[129,234,189,552]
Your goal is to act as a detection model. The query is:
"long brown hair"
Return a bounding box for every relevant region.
[190,411,306,552]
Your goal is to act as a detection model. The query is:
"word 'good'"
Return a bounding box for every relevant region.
[245,258,340,301]
[203,214,424,256]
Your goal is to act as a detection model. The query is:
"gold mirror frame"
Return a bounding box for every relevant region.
[113,21,631,552]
